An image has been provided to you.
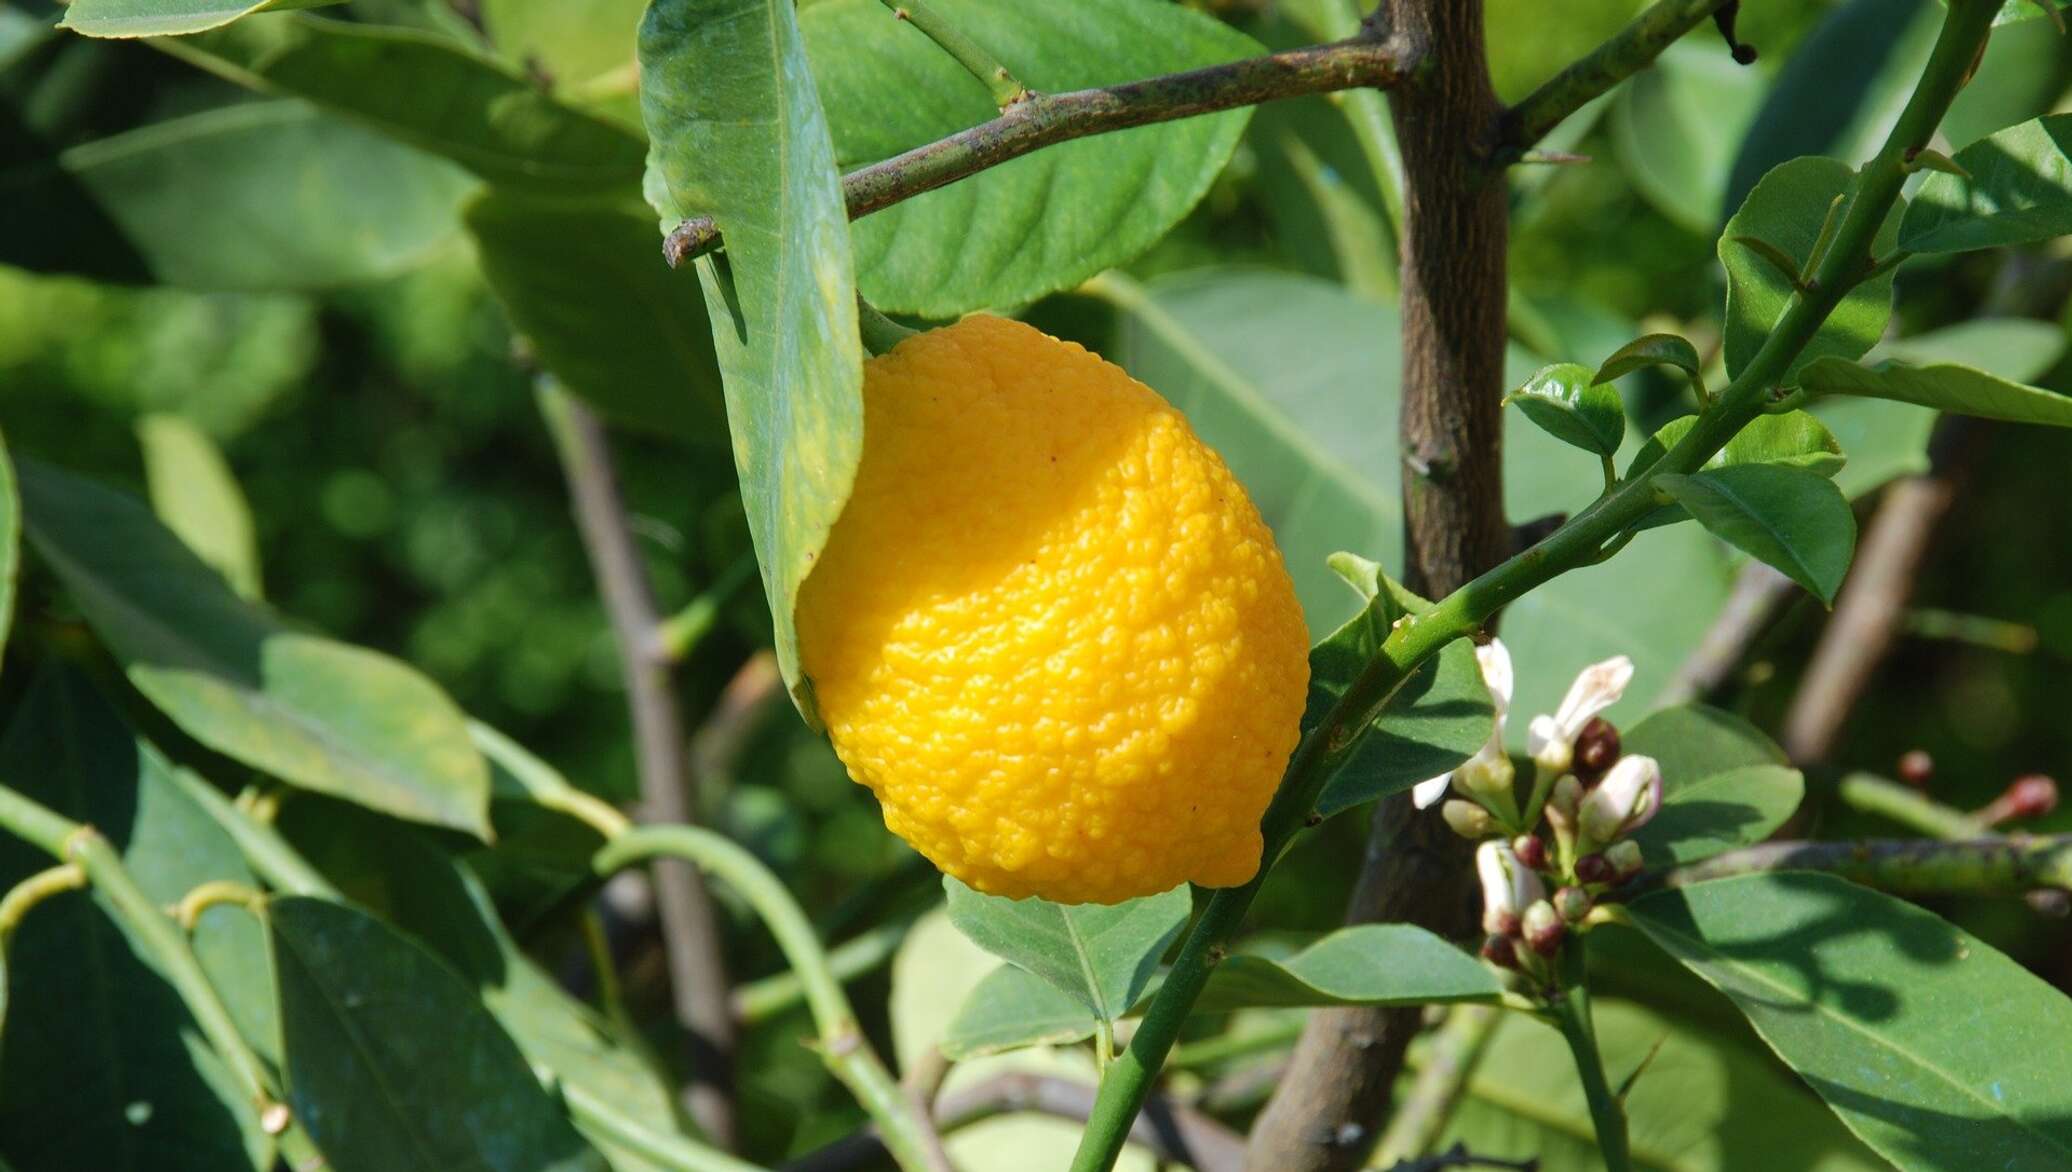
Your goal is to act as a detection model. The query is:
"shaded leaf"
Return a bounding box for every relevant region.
[1800,356,2072,428]
[802,0,1258,316]
[270,897,608,1172]
[0,429,13,667]
[137,414,262,599]
[1626,412,1845,533]
[0,666,270,1172]
[17,460,491,837]
[1721,156,1901,387]
[1620,704,1788,792]
[1193,924,1499,1013]
[945,878,1189,1021]
[1629,764,1803,865]
[640,0,862,719]
[1509,362,1625,456]
[165,14,647,196]
[1595,332,1704,387]
[1609,42,1765,235]
[1631,872,2072,1171]
[943,966,1100,1060]
[465,191,724,441]
[1656,465,1857,604]
[1900,113,2072,253]
[480,0,644,96]
[59,0,331,38]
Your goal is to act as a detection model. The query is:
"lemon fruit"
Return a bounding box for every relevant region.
[797,315,1310,905]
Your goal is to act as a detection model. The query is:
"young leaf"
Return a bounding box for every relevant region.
[137,415,263,600]
[640,0,863,720]
[1631,872,2072,1171]
[58,0,330,39]
[944,878,1189,1021]
[270,897,609,1172]
[1193,924,1500,1013]
[0,666,273,1171]
[465,192,727,443]
[1900,113,2072,253]
[1655,464,1856,604]
[1628,764,1803,865]
[163,14,648,196]
[17,460,492,838]
[1508,362,1625,456]
[1593,333,1703,387]
[943,965,1100,1059]
[1721,157,1901,387]
[1799,357,2072,428]
[803,0,1260,316]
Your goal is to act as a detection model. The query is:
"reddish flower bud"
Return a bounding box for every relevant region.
[1481,934,1521,970]
[1554,885,1592,923]
[1512,834,1548,871]
[1523,900,1566,956]
[1897,749,1935,789]
[1572,717,1622,785]
[1574,853,1615,885]
[1980,774,2059,826]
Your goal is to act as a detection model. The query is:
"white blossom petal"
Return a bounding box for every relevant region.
[1579,754,1662,843]
[1552,655,1634,740]
[1412,773,1454,809]
[1476,639,1514,720]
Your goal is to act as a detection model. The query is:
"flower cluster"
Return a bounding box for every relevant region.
[1415,643,1663,977]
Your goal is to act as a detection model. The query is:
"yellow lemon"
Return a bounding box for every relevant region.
[797,315,1309,904]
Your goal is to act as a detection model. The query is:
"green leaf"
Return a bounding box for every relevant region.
[163,14,647,196]
[1594,332,1704,387]
[1608,42,1765,235]
[641,0,863,720]
[1800,356,2072,428]
[58,0,332,38]
[0,666,271,1172]
[944,878,1189,1021]
[1900,113,2072,253]
[465,192,725,442]
[1721,156,1901,387]
[1626,411,1845,533]
[1620,703,1788,791]
[1193,924,1499,1013]
[1508,362,1625,456]
[480,0,644,94]
[0,102,471,292]
[943,965,1101,1060]
[269,897,608,1172]
[1309,556,1495,817]
[801,0,1259,316]
[1631,872,2072,1171]
[1629,765,1803,866]
[137,415,262,600]
[17,460,492,838]
[0,429,13,668]
[1877,317,2067,379]
[1656,465,1857,604]
[1437,997,1889,1172]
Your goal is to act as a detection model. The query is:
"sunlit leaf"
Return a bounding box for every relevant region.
[59,0,333,39]
[944,966,1100,1059]
[945,878,1189,1021]
[1800,356,2072,428]
[1901,113,2072,253]
[1193,924,1499,1013]
[1656,465,1857,604]
[137,415,262,600]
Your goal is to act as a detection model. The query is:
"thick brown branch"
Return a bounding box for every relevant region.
[541,389,739,1146]
[1496,0,1737,160]
[663,35,1413,267]
[1634,834,2072,897]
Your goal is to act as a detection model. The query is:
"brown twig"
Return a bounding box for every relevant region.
[1496,0,1738,159]
[663,35,1412,266]
[1633,833,2072,896]
[540,387,739,1146]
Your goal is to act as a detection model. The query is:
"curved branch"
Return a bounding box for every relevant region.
[1634,834,2072,897]
[1496,0,1736,161]
[663,35,1413,266]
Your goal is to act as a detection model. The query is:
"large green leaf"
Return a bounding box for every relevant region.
[1721,156,1902,387]
[1438,998,1889,1171]
[58,0,331,38]
[164,13,647,196]
[800,0,1258,316]
[1609,42,1765,234]
[1632,872,2072,1171]
[1193,924,1499,1013]
[641,0,862,718]
[465,191,725,441]
[1620,704,1787,791]
[945,877,1189,1021]
[1629,764,1803,865]
[943,965,1100,1060]
[270,897,608,1172]
[137,414,262,600]
[1657,464,1858,605]
[1900,113,2072,254]
[17,460,492,837]
[1800,356,2072,428]
[0,666,270,1172]
[1309,554,1494,817]
[0,101,471,292]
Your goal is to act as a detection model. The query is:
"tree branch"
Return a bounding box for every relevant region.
[1637,834,2072,897]
[1496,0,1737,160]
[663,35,1414,267]
[540,386,739,1147]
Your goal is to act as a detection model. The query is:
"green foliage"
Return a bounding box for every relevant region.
[1609,43,1765,234]
[1620,704,1803,865]
[945,878,1188,1022]
[1632,872,2072,1171]
[1594,333,1703,387]
[1509,362,1626,457]
[640,0,862,721]
[1802,357,2072,427]
[944,965,1100,1059]
[17,460,492,837]
[137,414,264,600]
[1656,464,1858,604]
[58,0,333,39]
[1192,924,1500,1013]
[802,0,1259,316]
[1902,114,2072,253]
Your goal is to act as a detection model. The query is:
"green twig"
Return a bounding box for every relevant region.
[0,862,87,947]
[658,555,758,664]
[1498,0,1736,159]
[1166,1017,1306,1069]
[881,0,1026,107]
[174,879,266,931]
[562,1079,772,1172]
[1550,944,1630,1171]
[1904,608,2040,654]
[1372,1004,1502,1165]
[1836,772,1983,839]
[733,914,916,1025]
[596,828,952,1172]
[1638,834,2072,896]
[858,298,920,357]
[164,767,341,899]
[1067,6,1998,1167]
[469,719,634,839]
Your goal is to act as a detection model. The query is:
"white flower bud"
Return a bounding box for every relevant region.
[1443,800,1495,839]
[1477,839,1544,936]
[1578,754,1663,846]
[1415,640,1515,811]
[1527,655,1634,773]
[1522,899,1566,956]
